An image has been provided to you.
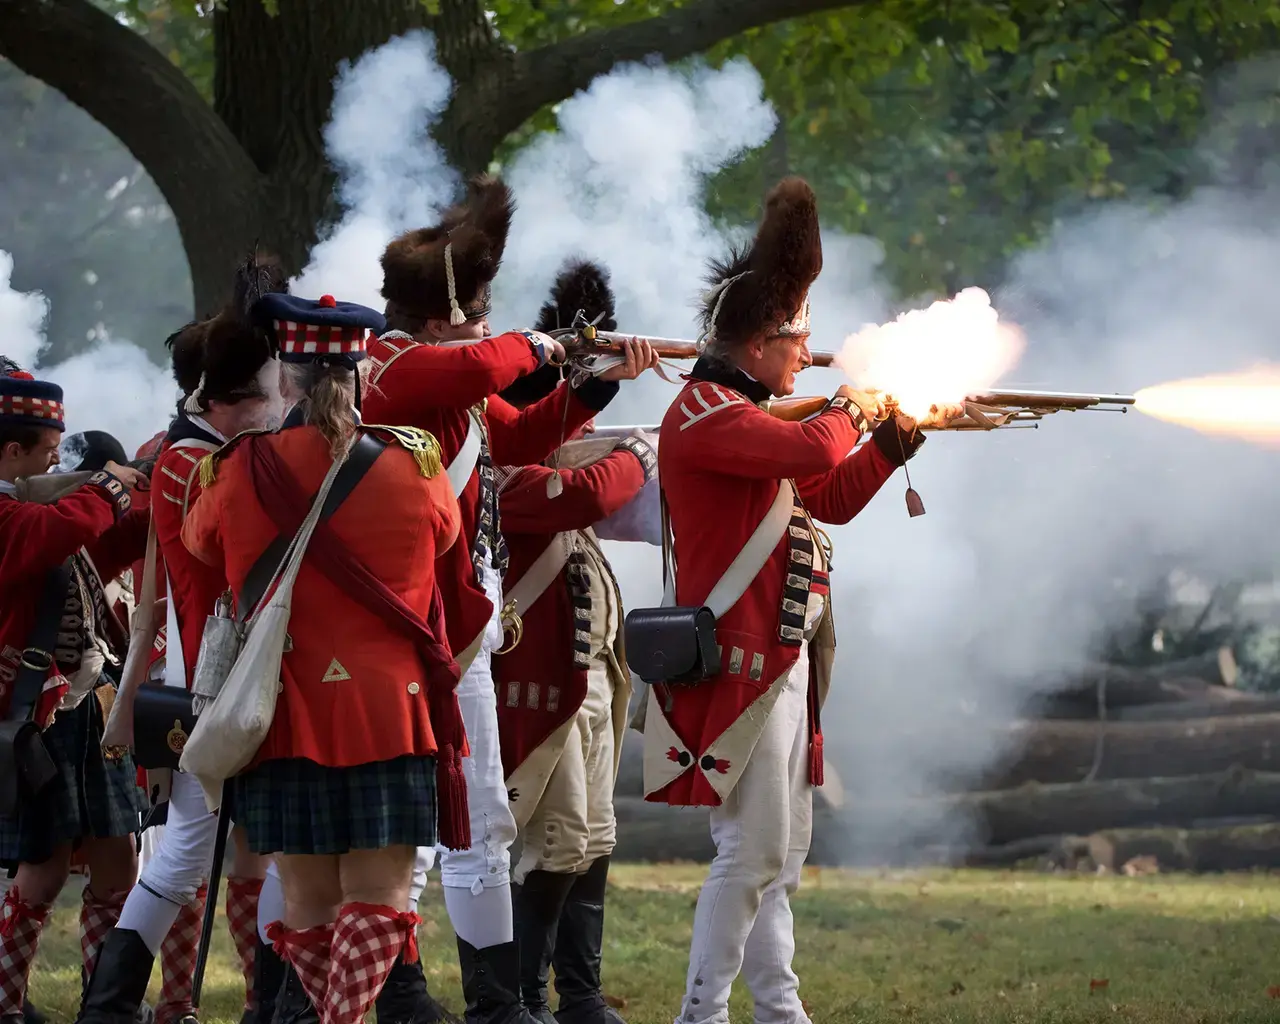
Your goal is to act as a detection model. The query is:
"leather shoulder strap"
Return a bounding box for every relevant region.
[446,412,482,496]
[502,532,573,621]
[236,432,387,622]
[8,560,72,722]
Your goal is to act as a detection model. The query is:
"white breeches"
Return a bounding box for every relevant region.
[678,647,814,1024]
[514,660,618,882]
[133,771,217,905]
[434,567,517,893]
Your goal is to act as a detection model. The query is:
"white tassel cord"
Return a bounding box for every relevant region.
[444,242,467,326]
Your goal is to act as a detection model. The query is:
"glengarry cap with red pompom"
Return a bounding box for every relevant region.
[252,293,387,368]
[0,357,65,431]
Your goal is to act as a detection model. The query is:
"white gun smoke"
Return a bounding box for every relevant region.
[5,33,1278,863]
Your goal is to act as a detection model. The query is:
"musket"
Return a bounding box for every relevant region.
[549,317,839,367]
[588,389,1136,436]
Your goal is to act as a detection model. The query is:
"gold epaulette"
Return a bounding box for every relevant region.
[196,427,276,489]
[362,424,444,479]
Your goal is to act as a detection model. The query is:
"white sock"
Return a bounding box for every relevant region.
[258,863,286,944]
[116,886,182,955]
[444,881,514,949]
[407,846,433,911]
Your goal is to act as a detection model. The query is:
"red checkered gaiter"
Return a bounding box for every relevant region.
[226,877,263,1012]
[155,884,206,1024]
[267,920,334,1015]
[0,888,51,1016]
[324,904,420,1024]
[80,886,128,984]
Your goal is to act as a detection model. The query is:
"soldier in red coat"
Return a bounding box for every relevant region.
[494,261,654,1024]
[644,178,961,1024]
[363,177,653,1024]
[183,292,464,1024]
[0,361,150,1023]
[78,256,288,1024]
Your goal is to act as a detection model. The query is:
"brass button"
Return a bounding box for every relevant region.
[407,682,420,695]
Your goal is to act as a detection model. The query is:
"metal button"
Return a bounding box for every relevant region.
[690,998,700,1006]
[694,978,703,986]
[407,682,420,695]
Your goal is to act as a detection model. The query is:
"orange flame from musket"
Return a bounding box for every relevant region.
[833,288,1025,418]
[1134,367,1280,446]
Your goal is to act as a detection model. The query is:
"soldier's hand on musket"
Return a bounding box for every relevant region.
[103,460,148,491]
[906,402,966,430]
[600,337,659,381]
[526,331,567,366]
[835,385,887,424]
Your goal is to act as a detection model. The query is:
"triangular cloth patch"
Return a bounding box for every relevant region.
[322,658,351,682]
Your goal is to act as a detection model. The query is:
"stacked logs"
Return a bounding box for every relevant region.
[614,647,1280,870]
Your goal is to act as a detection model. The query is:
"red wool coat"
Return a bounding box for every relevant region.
[643,375,903,807]
[364,332,611,662]
[0,474,146,723]
[492,448,647,783]
[151,434,229,687]
[181,425,460,768]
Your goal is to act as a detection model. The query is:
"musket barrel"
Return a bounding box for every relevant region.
[590,331,837,367]
[969,388,1136,407]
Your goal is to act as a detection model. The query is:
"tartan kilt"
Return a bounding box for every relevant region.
[0,686,145,866]
[234,754,437,855]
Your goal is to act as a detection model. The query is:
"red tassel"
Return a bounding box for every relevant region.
[436,745,472,851]
[401,911,421,963]
[809,731,825,787]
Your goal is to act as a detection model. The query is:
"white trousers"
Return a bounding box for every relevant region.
[513,660,618,883]
[677,649,814,1024]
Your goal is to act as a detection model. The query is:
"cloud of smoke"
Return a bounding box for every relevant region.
[0,251,174,453]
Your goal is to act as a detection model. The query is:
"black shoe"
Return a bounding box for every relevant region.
[76,929,156,1024]
[456,937,538,1024]
[271,962,320,1024]
[552,859,625,1024]
[375,953,461,1024]
[251,937,288,1024]
[513,873,577,1024]
[22,1000,46,1024]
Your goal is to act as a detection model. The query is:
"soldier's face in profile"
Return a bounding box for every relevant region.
[425,316,489,344]
[752,336,811,398]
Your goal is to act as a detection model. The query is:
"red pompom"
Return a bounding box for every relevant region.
[5,370,34,380]
[318,294,337,308]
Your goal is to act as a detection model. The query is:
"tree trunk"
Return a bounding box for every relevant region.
[1061,823,1280,873]
[983,711,1280,789]
[1033,651,1239,719]
[212,0,430,302]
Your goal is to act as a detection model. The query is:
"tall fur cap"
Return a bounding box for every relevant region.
[503,258,617,406]
[380,174,515,319]
[166,250,287,401]
[698,176,822,346]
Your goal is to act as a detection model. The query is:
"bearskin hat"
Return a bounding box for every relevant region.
[501,259,617,407]
[381,174,515,324]
[168,251,288,411]
[57,430,127,474]
[698,176,822,349]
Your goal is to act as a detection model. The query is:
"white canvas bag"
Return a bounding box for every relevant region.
[180,447,347,810]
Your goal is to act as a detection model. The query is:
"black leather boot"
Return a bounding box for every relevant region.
[513,873,577,1024]
[250,937,287,1024]
[375,953,461,1024]
[552,859,624,1024]
[76,929,156,1024]
[270,963,320,1024]
[456,937,537,1024]
[22,1000,46,1024]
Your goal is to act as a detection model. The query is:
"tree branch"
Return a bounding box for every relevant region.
[438,0,870,173]
[0,0,267,314]
[514,0,871,113]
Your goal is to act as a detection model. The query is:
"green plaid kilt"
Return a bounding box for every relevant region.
[234,755,437,855]
[0,688,145,866]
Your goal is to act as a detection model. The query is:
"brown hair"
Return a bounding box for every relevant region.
[281,362,364,457]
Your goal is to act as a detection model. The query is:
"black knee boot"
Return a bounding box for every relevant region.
[271,961,320,1024]
[552,858,624,1024]
[456,937,538,1024]
[375,951,460,1024]
[76,930,156,1024]
[250,937,287,1024]
[22,1000,46,1024]
[513,873,577,1024]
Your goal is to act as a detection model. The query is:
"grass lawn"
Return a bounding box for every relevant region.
[29,864,1280,1023]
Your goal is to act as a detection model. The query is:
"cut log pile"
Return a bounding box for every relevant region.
[613,645,1280,871]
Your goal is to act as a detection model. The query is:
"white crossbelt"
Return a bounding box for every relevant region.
[447,413,483,496]
[502,532,572,619]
